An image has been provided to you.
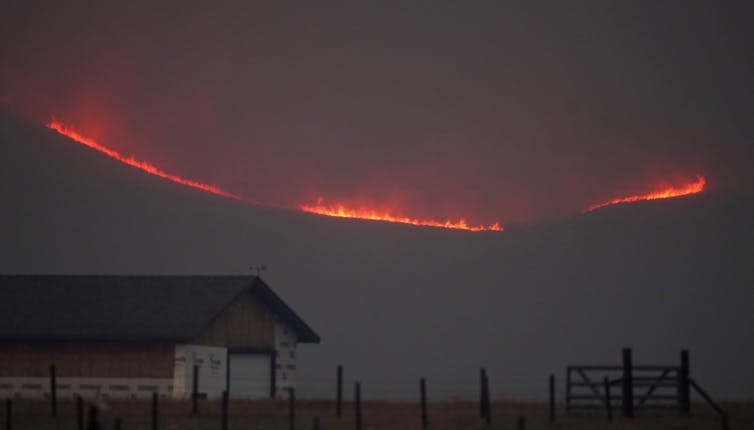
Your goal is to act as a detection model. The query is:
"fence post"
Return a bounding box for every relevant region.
[483,371,491,425]
[517,416,525,430]
[355,382,362,430]
[621,347,634,418]
[479,368,487,418]
[289,388,296,430]
[151,392,159,430]
[565,367,571,413]
[336,365,343,417]
[50,364,57,417]
[192,364,199,415]
[679,349,690,414]
[548,374,555,423]
[114,417,123,430]
[77,395,84,430]
[604,377,612,421]
[419,378,428,430]
[221,391,229,430]
[87,405,100,430]
[5,398,11,430]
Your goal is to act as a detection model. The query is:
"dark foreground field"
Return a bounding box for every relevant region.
[5,398,753,430]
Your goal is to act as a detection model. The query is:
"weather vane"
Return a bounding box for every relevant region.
[250,265,268,277]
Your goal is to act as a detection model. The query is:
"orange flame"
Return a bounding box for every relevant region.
[45,117,500,232]
[299,199,503,232]
[585,175,706,212]
[45,118,240,199]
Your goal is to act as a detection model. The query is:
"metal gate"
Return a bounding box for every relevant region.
[566,348,689,415]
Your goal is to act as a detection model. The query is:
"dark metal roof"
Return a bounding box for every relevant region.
[0,275,320,344]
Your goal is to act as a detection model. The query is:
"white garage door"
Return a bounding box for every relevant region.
[229,353,272,398]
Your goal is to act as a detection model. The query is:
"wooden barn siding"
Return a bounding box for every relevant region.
[0,343,174,377]
[192,289,275,349]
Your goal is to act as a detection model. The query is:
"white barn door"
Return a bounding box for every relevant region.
[228,353,272,398]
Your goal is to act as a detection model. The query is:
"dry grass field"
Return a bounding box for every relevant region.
[5,398,753,430]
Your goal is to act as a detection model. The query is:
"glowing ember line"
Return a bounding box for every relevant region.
[585,175,706,212]
[45,118,240,199]
[299,199,503,232]
[45,117,500,232]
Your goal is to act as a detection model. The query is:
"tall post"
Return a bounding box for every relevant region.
[604,377,612,421]
[77,395,84,430]
[548,374,555,423]
[621,347,634,418]
[192,364,199,415]
[565,368,571,413]
[355,382,362,430]
[221,391,229,430]
[479,368,487,418]
[5,398,11,430]
[679,349,690,414]
[87,405,100,430]
[50,364,57,417]
[151,392,159,430]
[517,416,526,430]
[483,372,491,425]
[336,365,343,417]
[289,388,296,430]
[419,378,428,430]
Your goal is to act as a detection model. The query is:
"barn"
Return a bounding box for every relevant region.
[0,275,320,399]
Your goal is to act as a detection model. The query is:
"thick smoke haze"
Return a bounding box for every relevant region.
[1,1,754,402]
[2,2,753,223]
[1,111,753,400]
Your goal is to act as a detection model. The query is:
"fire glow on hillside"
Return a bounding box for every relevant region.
[46,118,241,199]
[45,117,502,232]
[299,199,503,232]
[45,117,703,231]
[584,176,706,212]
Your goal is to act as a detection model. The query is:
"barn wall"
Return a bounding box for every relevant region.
[192,290,275,348]
[274,318,298,396]
[0,342,174,378]
[0,376,173,399]
[173,344,228,399]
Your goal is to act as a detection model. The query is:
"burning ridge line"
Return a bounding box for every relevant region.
[47,118,707,230]
[46,118,241,200]
[46,118,503,232]
[298,199,503,232]
[584,175,706,213]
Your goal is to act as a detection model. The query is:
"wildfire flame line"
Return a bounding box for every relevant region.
[46,117,502,232]
[46,118,241,199]
[584,175,706,212]
[298,200,503,232]
[49,117,704,231]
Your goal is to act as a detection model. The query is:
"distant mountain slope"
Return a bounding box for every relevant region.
[1,109,753,400]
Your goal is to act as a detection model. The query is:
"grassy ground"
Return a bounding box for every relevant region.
[5,398,752,430]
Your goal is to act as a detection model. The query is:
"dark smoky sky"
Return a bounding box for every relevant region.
[1,1,753,224]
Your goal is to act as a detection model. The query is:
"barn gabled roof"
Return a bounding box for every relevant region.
[0,275,320,344]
